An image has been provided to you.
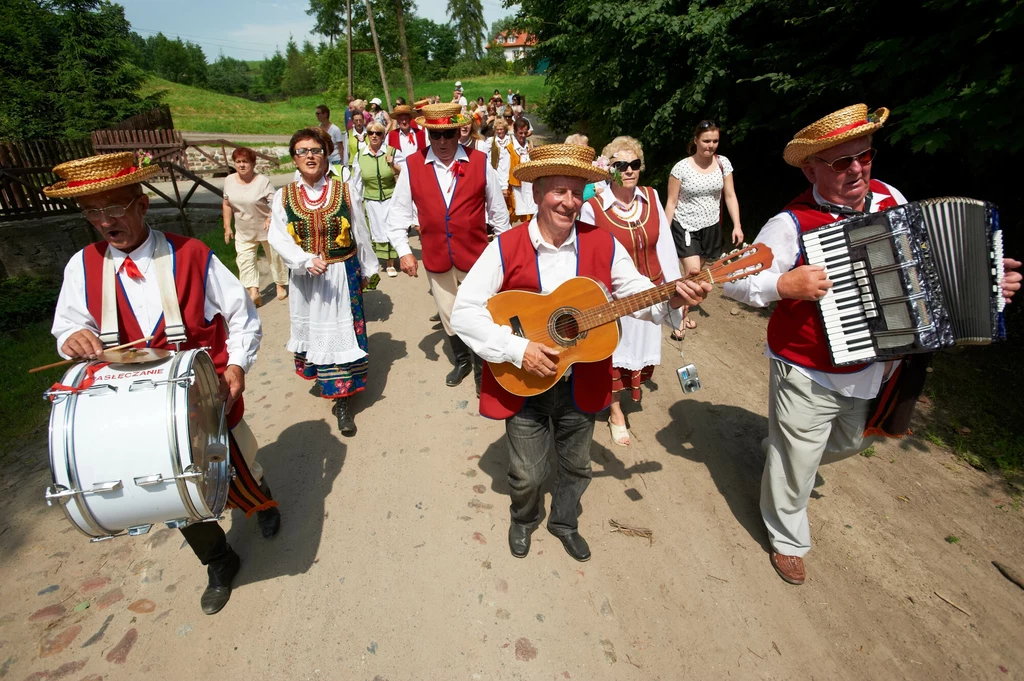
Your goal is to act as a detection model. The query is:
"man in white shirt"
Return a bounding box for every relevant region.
[316,104,347,171]
[387,103,511,393]
[450,144,710,562]
[44,152,277,616]
[722,104,1021,586]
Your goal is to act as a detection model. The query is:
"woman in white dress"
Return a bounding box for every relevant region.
[268,127,378,436]
[664,119,743,338]
[353,120,402,277]
[579,136,682,446]
[222,146,288,306]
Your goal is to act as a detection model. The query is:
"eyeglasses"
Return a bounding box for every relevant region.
[698,119,717,129]
[428,129,458,140]
[611,159,642,173]
[367,131,383,136]
[293,148,325,157]
[82,195,140,222]
[811,147,877,172]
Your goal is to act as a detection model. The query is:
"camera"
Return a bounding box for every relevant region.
[676,364,702,393]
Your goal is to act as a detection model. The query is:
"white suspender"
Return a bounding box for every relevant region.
[97,230,188,348]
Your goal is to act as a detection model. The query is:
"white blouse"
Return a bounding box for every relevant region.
[670,155,734,231]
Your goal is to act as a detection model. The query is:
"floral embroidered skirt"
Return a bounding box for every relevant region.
[611,365,655,402]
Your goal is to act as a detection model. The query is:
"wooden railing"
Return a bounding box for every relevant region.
[0,138,95,220]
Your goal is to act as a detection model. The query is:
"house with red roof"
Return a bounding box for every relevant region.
[487,31,538,62]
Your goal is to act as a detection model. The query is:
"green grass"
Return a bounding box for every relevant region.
[141,75,550,135]
[0,321,66,453]
[198,221,238,276]
[945,535,961,544]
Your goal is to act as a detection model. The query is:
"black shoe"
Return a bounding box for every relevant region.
[472,353,483,398]
[332,398,357,436]
[508,523,532,558]
[446,334,473,387]
[429,312,440,322]
[256,481,280,539]
[550,530,591,562]
[201,549,241,615]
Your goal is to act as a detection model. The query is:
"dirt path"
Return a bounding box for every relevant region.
[1,240,1022,680]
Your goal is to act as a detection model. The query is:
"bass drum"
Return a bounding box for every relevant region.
[45,348,231,540]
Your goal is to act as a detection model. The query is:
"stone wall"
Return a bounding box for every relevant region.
[184,146,291,175]
[0,208,222,280]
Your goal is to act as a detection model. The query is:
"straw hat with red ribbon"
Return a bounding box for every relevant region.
[512,144,612,184]
[391,104,416,118]
[415,103,470,130]
[783,104,889,167]
[44,152,161,199]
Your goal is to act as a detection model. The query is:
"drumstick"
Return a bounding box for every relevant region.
[28,335,156,374]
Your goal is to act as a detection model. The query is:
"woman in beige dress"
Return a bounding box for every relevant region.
[222,146,288,306]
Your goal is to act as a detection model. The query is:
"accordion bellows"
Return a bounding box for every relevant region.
[801,197,1005,366]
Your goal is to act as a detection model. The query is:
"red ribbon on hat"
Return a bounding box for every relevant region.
[48,362,111,400]
[66,166,138,188]
[425,117,454,125]
[820,120,869,139]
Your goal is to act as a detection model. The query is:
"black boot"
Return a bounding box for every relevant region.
[446,334,473,387]
[256,480,280,539]
[332,397,356,436]
[472,353,483,398]
[201,548,241,615]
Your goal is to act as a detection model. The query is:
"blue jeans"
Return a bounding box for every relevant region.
[506,378,596,535]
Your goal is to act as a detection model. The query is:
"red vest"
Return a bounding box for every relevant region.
[387,127,425,154]
[479,222,616,420]
[82,233,244,424]
[407,146,489,273]
[585,186,665,284]
[766,179,901,373]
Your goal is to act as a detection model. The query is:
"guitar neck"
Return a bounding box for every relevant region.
[578,269,715,332]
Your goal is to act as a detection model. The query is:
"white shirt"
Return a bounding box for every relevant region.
[325,123,347,165]
[52,228,262,372]
[450,219,676,368]
[722,181,907,398]
[268,171,378,279]
[489,134,512,190]
[386,145,511,258]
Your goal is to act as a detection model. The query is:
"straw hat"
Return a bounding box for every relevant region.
[43,152,162,199]
[415,103,469,130]
[391,104,415,117]
[512,144,611,184]
[783,103,889,167]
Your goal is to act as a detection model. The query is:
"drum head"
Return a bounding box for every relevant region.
[182,352,231,515]
[100,347,172,365]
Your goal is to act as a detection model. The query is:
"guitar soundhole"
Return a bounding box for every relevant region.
[549,307,586,347]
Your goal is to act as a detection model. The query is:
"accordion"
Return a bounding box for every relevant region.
[800,197,1006,367]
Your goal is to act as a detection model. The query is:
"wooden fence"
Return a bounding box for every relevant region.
[0,138,95,220]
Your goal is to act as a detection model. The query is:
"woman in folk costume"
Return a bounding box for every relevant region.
[44,152,279,616]
[579,137,682,447]
[356,120,402,277]
[504,118,537,224]
[488,117,512,185]
[268,128,378,436]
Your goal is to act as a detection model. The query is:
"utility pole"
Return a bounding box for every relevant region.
[364,0,392,110]
[346,0,353,98]
[394,0,415,103]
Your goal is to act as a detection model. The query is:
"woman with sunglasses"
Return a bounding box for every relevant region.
[268,127,378,436]
[664,119,743,339]
[355,120,402,277]
[579,136,682,447]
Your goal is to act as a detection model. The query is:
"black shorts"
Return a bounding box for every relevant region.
[671,219,721,261]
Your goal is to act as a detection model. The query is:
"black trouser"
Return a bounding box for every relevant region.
[179,522,231,566]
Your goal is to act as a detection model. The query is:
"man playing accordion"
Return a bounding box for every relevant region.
[723,104,1021,585]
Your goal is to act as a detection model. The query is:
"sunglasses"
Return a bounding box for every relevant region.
[428,129,458,140]
[611,159,642,173]
[812,147,877,172]
[698,119,717,129]
[367,131,383,136]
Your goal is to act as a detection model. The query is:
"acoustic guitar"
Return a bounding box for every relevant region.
[486,244,774,397]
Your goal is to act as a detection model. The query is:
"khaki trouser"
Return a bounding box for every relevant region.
[235,239,288,289]
[426,267,469,336]
[761,359,881,557]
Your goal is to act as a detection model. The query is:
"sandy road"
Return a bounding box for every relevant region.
[1,239,1023,681]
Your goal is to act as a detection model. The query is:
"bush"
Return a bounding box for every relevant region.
[0,277,60,333]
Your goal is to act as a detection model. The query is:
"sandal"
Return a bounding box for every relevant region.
[684,316,697,330]
[608,420,630,447]
[670,329,686,342]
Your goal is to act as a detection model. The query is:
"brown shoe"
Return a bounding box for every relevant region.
[770,551,805,585]
[247,287,263,308]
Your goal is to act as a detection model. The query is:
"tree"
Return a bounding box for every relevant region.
[281,38,316,96]
[489,14,519,41]
[446,0,484,59]
[307,0,345,46]
[207,55,253,97]
[253,50,287,99]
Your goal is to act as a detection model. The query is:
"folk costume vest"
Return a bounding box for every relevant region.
[585,186,665,285]
[406,146,488,273]
[479,222,616,420]
[82,232,243,425]
[282,178,356,265]
[766,179,900,374]
[357,146,396,202]
[387,127,425,155]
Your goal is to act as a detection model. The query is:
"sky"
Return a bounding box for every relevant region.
[119,0,518,62]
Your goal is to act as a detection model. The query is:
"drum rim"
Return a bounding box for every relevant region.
[189,351,231,516]
[167,349,205,520]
